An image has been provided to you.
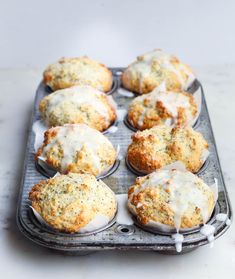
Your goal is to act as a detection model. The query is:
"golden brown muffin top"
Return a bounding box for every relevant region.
[43,56,113,92]
[39,85,117,131]
[122,49,195,94]
[128,169,216,230]
[36,124,117,176]
[127,88,197,130]
[127,125,209,173]
[29,173,117,233]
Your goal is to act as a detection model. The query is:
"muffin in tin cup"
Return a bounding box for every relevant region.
[127,87,198,131]
[43,56,113,92]
[36,124,117,177]
[29,173,117,234]
[39,85,117,132]
[127,167,217,233]
[122,49,195,95]
[127,125,209,174]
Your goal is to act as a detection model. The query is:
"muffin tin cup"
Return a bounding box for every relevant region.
[124,113,202,132]
[125,155,210,176]
[131,204,220,236]
[44,77,118,96]
[35,157,120,180]
[16,68,232,254]
[118,77,200,96]
[29,205,118,237]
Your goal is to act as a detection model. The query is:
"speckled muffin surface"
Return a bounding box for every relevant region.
[127,88,197,130]
[36,124,117,176]
[128,169,215,230]
[122,49,195,94]
[43,56,113,92]
[29,173,117,233]
[127,125,209,173]
[39,86,117,131]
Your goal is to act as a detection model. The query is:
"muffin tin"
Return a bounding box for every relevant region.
[16,67,232,254]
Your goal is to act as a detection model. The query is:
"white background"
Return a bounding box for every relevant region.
[0,1,235,279]
[1,0,235,68]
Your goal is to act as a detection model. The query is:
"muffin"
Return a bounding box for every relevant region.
[128,169,216,230]
[36,124,117,176]
[127,88,197,130]
[29,173,117,233]
[127,125,209,173]
[122,49,195,94]
[39,85,117,132]
[43,56,113,92]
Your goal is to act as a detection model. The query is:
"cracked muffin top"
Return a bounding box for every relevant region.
[127,88,198,130]
[122,49,195,94]
[43,56,113,92]
[36,124,117,176]
[29,173,117,233]
[127,125,209,173]
[128,168,216,230]
[39,85,117,132]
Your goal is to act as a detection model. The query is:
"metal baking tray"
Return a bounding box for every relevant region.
[16,67,232,254]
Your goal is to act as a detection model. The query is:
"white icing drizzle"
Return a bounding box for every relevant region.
[130,89,195,127]
[117,88,135,98]
[165,171,210,229]
[129,49,195,90]
[172,233,184,253]
[216,213,231,226]
[41,124,115,173]
[44,85,115,125]
[130,169,215,231]
[157,91,191,118]
[116,194,134,225]
[200,224,215,247]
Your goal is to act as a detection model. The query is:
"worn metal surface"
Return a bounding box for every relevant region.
[16,68,232,254]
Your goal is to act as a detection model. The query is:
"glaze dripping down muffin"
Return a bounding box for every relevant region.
[36,124,117,176]
[127,88,198,130]
[39,86,117,132]
[122,49,195,94]
[128,169,216,230]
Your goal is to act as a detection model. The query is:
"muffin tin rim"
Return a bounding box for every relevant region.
[125,155,210,176]
[44,76,118,96]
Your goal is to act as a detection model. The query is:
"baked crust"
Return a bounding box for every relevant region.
[29,173,117,233]
[122,49,194,94]
[39,86,117,132]
[127,89,197,130]
[127,125,208,173]
[36,124,116,176]
[43,56,113,92]
[128,169,215,229]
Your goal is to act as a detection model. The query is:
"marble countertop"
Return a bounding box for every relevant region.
[0,66,234,278]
